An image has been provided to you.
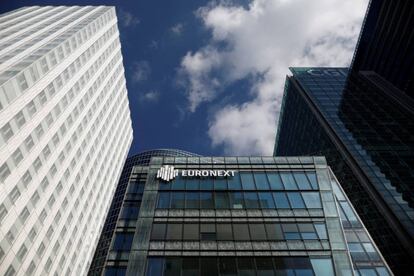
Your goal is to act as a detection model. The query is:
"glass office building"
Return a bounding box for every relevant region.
[89,149,199,276]
[274,66,414,274]
[0,6,132,276]
[103,156,391,275]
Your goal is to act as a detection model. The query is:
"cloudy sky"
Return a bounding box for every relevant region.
[1,0,369,156]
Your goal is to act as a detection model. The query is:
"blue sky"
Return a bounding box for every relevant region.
[0,0,368,157]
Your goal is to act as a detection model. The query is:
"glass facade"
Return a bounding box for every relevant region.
[275,67,414,274]
[89,149,199,276]
[103,156,390,275]
[0,6,133,276]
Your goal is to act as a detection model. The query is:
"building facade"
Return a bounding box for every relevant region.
[89,149,199,276]
[103,156,391,275]
[274,67,414,274]
[0,6,132,276]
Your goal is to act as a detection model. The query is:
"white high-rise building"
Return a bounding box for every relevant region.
[0,6,133,276]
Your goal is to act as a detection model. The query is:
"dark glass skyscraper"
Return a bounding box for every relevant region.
[88,149,199,276]
[101,156,391,275]
[274,2,414,274]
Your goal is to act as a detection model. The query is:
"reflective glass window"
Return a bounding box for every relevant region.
[157,192,170,208]
[201,179,214,190]
[166,224,182,240]
[230,192,244,209]
[186,192,199,208]
[258,192,275,209]
[183,224,199,240]
[182,258,199,276]
[280,172,298,190]
[200,192,214,209]
[171,176,185,190]
[310,258,334,276]
[146,258,164,276]
[273,192,290,208]
[217,224,233,240]
[228,173,242,190]
[256,257,274,276]
[165,257,181,276]
[265,224,284,240]
[200,258,218,276]
[306,172,318,189]
[215,192,230,209]
[219,258,237,276]
[151,224,166,240]
[302,192,322,208]
[112,233,133,251]
[186,178,199,190]
[241,172,255,190]
[287,193,305,208]
[171,192,185,208]
[267,172,284,190]
[254,172,269,190]
[249,224,267,240]
[314,223,328,240]
[238,257,255,276]
[233,224,250,240]
[244,192,260,208]
[214,178,227,190]
[293,172,311,190]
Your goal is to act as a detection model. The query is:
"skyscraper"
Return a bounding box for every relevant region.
[100,155,391,276]
[274,66,413,274]
[88,149,200,276]
[0,6,132,276]
[274,2,414,274]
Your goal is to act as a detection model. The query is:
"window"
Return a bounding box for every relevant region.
[310,258,334,276]
[157,192,170,208]
[1,122,14,142]
[24,135,34,151]
[233,224,250,240]
[186,192,199,209]
[265,223,284,240]
[171,192,185,208]
[229,192,244,209]
[244,192,259,209]
[287,192,305,208]
[256,258,274,276]
[258,192,275,209]
[166,224,182,240]
[253,172,269,190]
[306,172,318,189]
[266,172,283,189]
[227,173,241,190]
[240,172,255,190]
[183,258,199,276]
[183,224,199,240]
[302,192,322,208]
[280,173,297,189]
[26,101,37,116]
[151,224,166,240]
[219,258,237,275]
[9,186,20,203]
[201,258,218,276]
[200,192,214,209]
[17,74,28,91]
[14,111,26,128]
[293,172,311,190]
[146,258,164,276]
[200,224,216,240]
[217,224,233,240]
[273,192,290,208]
[238,258,255,276]
[112,233,133,251]
[215,192,230,209]
[249,224,267,240]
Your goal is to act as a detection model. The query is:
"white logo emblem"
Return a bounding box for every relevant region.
[157,165,179,181]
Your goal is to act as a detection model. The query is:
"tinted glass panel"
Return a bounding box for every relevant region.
[238,257,255,276]
[240,172,255,190]
[157,192,170,208]
[233,224,250,240]
[146,258,164,276]
[200,192,214,209]
[166,224,182,240]
[219,258,237,275]
[287,193,305,208]
[267,172,284,190]
[293,172,311,190]
[254,172,269,190]
[151,224,166,240]
[249,224,267,240]
[171,176,185,190]
[302,192,322,208]
[165,257,181,276]
[217,224,233,240]
[258,192,275,209]
[306,172,318,189]
[265,223,284,240]
[186,192,199,208]
[256,257,275,276]
[201,258,218,276]
[273,192,290,208]
[214,178,227,190]
[227,174,242,190]
[112,233,133,251]
[244,192,259,208]
[182,258,199,276]
[171,192,185,208]
[183,224,199,240]
[280,173,297,190]
[186,178,199,190]
[229,192,244,209]
[215,192,230,209]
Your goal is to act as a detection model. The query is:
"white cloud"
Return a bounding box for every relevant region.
[140,90,160,102]
[118,9,140,28]
[179,0,368,155]
[171,23,184,35]
[132,61,151,83]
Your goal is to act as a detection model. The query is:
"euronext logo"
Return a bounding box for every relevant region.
[156,165,236,182]
[157,165,179,181]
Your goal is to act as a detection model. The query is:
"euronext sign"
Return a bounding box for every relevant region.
[157,165,236,182]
